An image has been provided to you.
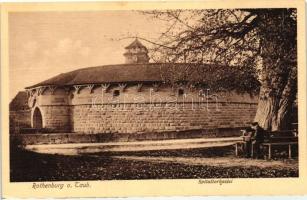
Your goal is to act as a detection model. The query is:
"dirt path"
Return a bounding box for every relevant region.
[114,156,298,169]
[25,137,241,155]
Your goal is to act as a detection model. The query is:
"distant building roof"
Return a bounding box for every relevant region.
[10,91,29,111]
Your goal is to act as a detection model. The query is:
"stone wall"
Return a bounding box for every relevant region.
[10,91,32,134]
[10,128,245,145]
[9,110,31,134]
[39,105,71,132]
[28,84,258,135]
[71,102,257,134]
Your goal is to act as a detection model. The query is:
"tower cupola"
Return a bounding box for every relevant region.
[123,38,150,64]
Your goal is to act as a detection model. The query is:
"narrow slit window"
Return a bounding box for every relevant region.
[178,89,184,96]
[113,90,120,97]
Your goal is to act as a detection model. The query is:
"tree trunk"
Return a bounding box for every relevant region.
[254,95,292,131]
[254,10,297,131]
[274,96,293,130]
[254,90,278,131]
[254,71,296,131]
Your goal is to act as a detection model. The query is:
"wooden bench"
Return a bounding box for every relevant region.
[235,130,298,159]
[234,136,249,156]
[261,141,297,159]
[261,132,298,159]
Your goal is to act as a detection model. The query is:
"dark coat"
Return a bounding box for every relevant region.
[252,127,266,143]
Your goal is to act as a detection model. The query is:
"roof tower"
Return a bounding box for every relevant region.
[123,38,150,64]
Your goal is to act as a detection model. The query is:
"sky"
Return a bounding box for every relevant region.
[9,11,166,100]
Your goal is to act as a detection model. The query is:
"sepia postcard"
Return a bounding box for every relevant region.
[1,0,307,198]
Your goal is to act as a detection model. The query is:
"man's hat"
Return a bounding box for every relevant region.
[251,122,259,126]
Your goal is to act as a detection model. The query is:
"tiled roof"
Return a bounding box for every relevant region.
[26,63,240,89]
[26,63,205,88]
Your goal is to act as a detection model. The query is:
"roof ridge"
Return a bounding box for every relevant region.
[25,63,221,89]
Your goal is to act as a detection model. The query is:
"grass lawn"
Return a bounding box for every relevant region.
[10,145,298,182]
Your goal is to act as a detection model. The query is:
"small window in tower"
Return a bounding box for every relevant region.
[178,89,184,96]
[113,90,120,97]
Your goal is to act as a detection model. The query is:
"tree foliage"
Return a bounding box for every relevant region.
[142,9,297,130]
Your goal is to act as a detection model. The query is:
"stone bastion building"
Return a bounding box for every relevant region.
[24,39,258,136]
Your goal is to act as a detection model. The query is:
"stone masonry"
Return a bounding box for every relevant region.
[71,102,257,134]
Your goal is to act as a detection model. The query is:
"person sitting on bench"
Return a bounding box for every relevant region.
[250,122,266,159]
[241,127,254,158]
